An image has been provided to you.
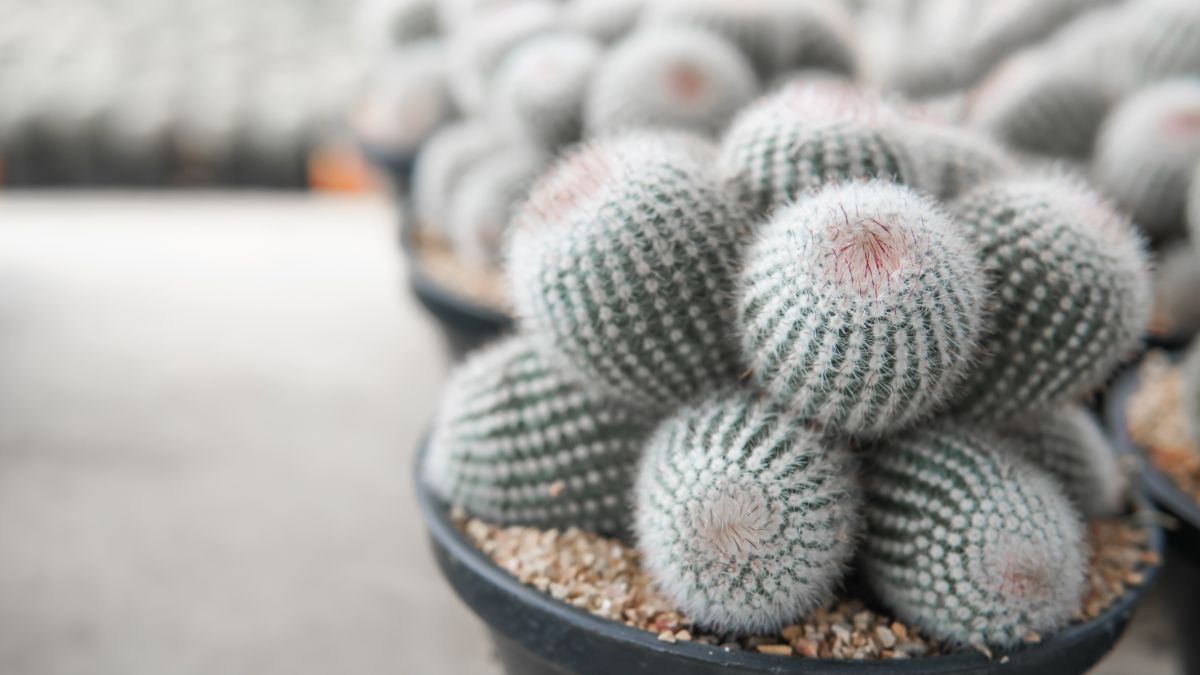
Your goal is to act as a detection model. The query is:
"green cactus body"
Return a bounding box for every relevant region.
[738,181,986,437]
[634,391,862,634]
[507,132,747,412]
[1000,404,1128,518]
[446,147,546,268]
[1153,240,1200,338]
[1116,0,1200,88]
[967,50,1111,159]
[862,424,1087,647]
[412,121,508,234]
[950,176,1151,424]
[563,0,646,43]
[584,27,759,139]
[1092,80,1200,240]
[719,82,917,217]
[491,32,601,150]
[897,121,1019,200]
[424,335,654,535]
[640,0,857,77]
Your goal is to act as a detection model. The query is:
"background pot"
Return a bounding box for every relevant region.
[414,439,1164,675]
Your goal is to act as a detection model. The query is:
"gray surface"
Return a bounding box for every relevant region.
[0,193,1180,674]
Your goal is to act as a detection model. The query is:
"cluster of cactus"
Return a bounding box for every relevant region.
[356,0,860,276]
[422,73,1153,650]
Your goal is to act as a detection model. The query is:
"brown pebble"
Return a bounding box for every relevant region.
[794,638,819,658]
[876,625,897,648]
[675,630,692,642]
[757,644,794,656]
[657,631,676,643]
[1024,632,1042,644]
[781,625,804,641]
[548,481,566,497]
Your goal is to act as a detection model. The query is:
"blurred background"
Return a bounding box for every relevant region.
[0,0,1194,672]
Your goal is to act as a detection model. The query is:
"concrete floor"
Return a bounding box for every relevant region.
[0,193,1183,674]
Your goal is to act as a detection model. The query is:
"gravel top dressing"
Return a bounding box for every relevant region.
[1128,352,1200,502]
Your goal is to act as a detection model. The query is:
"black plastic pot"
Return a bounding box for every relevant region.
[414,440,1164,675]
[358,141,416,196]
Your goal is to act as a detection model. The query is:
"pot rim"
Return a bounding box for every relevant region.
[413,438,1164,673]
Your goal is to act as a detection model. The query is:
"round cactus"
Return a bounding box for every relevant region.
[719,81,917,217]
[491,32,602,150]
[584,26,759,139]
[950,175,1151,424]
[1114,0,1200,89]
[507,132,747,411]
[640,0,857,77]
[861,423,1088,648]
[563,0,646,43]
[354,0,440,53]
[1189,162,1200,251]
[738,181,987,437]
[424,334,655,535]
[446,146,546,268]
[634,391,862,634]
[967,50,1112,159]
[1000,404,1128,518]
[412,121,508,233]
[446,0,561,114]
[1092,80,1200,240]
[1151,240,1200,339]
[353,41,455,159]
[896,120,1019,200]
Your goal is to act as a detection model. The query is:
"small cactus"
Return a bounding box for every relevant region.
[719,81,917,217]
[640,0,857,77]
[896,120,1019,200]
[634,391,862,634]
[507,132,747,411]
[412,121,508,233]
[446,146,547,268]
[563,0,646,43]
[949,175,1151,424]
[861,423,1087,647]
[1152,240,1200,339]
[738,181,987,436]
[1189,162,1200,252]
[353,41,455,159]
[446,0,561,114]
[354,0,440,53]
[424,334,654,535]
[1000,404,1129,518]
[491,32,602,150]
[1113,0,1200,90]
[1092,80,1200,240]
[584,26,759,138]
[967,50,1112,159]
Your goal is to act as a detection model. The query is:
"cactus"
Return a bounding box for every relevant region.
[353,41,455,159]
[719,82,917,217]
[1189,162,1200,252]
[563,0,646,43]
[584,26,759,139]
[1000,404,1128,518]
[640,0,857,77]
[446,146,546,268]
[967,50,1112,159]
[491,32,602,150]
[507,132,747,411]
[949,176,1151,424]
[447,0,561,114]
[1152,240,1200,339]
[1092,80,1200,240]
[738,181,987,437]
[861,423,1087,647]
[634,391,862,634]
[1113,0,1200,90]
[897,120,1019,200]
[354,0,440,53]
[412,121,508,233]
[424,334,654,535]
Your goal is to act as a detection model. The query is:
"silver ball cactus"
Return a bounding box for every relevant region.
[424,334,654,535]
[354,0,440,53]
[1190,162,1200,252]
[447,0,561,114]
[738,181,987,437]
[967,50,1112,159]
[861,423,1088,647]
[563,0,646,43]
[1112,0,1200,90]
[1152,240,1200,339]
[634,391,862,634]
[719,81,917,217]
[949,175,1151,424]
[491,32,602,150]
[1000,404,1128,518]
[507,132,747,412]
[584,26,759,138]
[412,121,508,233]
[1092,80,1200,240]
[446,146,546,268]
[896,120,1019,200]
[640,0,857,77]
[353,41,455,159]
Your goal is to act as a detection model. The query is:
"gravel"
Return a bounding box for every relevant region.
[1128,352,1200,502]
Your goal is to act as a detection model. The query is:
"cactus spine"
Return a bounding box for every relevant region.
[1092,80,1200,240]
[634,391,862,634]
[738,181,987,437]
[861,424,1087,647]
[491,32,601,150]
[424,335,654,536]
[950,176,1151,424]
[584,27,759,138]
[896,120,1019,200]
[507,133,747,411]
